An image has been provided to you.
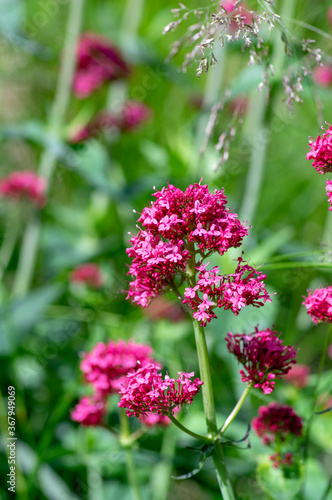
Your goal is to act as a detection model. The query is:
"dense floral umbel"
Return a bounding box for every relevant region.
[303,286,332,323]
[73,33,130,98]
[118,364,203,418]
[225,327,297,394]
[80,340,158,396]
[71,396,106,426]
[252,403,303,445]
[183,256,271,326]
[306,124,332,174]
[326,180,332,211]
[126,181,249,311]
[70,263,104,288]
[0,170,46,207]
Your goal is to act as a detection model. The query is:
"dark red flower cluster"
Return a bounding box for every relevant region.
[306,124,332,174]
[225,327,297,394]
[302,286,332,323]
[73,33,130,98]
[70,263,104,289]
[252,403,303,445]
[0,170,46,207]
[269,452,293,468]
[118,363,203,418]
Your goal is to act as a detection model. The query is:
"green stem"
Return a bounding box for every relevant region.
[168,415,207,441]
[192,318,235,500]
[219,384,251,435]
[12,0,85,297]
[302,323,332,496]
[119,409,143,500]
[0,205,21,281]
[150,427,177,500]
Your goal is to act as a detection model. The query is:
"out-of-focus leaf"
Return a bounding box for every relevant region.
[0,0,24,36]
[257,460,303,500]
[0,284,64,354]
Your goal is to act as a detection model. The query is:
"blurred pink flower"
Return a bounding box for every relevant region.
[328,343,332,359]
[73,33,131,98]
[270,452,293,468]
[303,286,332,323]
[139,413,171,427]
[71,396,106,426]
[220,1,252,27]
[313,66,332,87]
[118,363,203,418]
[283,364,310,389]
[326,179,332,211]
[69,101,151,143]
[0,170,46,207]
[252,403,303,445]
[143,296,186,322]
[306,124,332,174]
[328,7,332,27]
[70,263,104,288]
[80,340,158,396]
[225,327,297,394]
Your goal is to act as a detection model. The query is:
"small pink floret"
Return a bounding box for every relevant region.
[306,124,332,174]
[0,170,46,207]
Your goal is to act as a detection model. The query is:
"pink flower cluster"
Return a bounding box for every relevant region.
[283,364,310,389]
[306,124,332,174]
[71,396,107,427]
[326,180,332,211]
[80,340,157,396]
[225,327,297,394]
[313,66,332,88]
[118,363,203,418]
[127,182,254,320]
[252,403,303,445]
[73,33,130,98]
[70,263,104,289]
[183,255,271,326]
[0,170,46,207]
[71,340,159,426]
[302,286,332,323]
[70,101,151,143]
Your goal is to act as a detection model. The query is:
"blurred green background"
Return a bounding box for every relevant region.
[0,0,332,498]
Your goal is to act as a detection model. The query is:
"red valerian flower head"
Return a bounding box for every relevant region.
[326,179,332,211]
[73,33,131,98]
[126,181,249,309]
[225,327,297,394]
[70,263,104,288]
[252,403,303,445]
[80,340,158,396]
[302,286,332,323]
[118,363,203,418]
[183,255,272,326]
[270,452,293,468]
[306,124,332,174]
[0,170,46,207]
[71,396,106,426]
[283,364,310,389]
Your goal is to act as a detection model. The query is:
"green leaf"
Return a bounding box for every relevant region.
[0,284,64,354]
[257,460,303,500]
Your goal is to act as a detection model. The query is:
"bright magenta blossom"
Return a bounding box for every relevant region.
[80,340,158,396]
[183,255,271,326]
[326,180,332,211]
[303,286,332,323]
[225,327,297,394]
[306,124,332,174]
[118,364,203,418]
[252,403,303,445]
[70,263,104,288]
[73,33,130,98]
[0,170,46,207]
[126,181,251,318]
[71,396,106,426]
